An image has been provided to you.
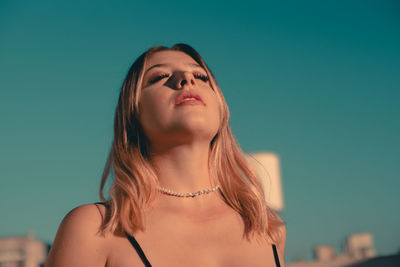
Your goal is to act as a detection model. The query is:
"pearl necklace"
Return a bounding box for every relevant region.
[157,185,220,198]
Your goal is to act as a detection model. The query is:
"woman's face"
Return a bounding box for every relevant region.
[137,50,221,147]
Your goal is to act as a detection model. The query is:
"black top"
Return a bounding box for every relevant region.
[96,202,281,267]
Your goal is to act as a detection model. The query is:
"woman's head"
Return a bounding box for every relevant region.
[114,44,229,156]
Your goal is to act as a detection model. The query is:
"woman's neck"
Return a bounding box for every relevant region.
[149,141,216,193]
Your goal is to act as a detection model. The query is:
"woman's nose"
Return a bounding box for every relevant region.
[177,72,195,89]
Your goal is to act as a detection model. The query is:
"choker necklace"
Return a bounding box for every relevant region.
[157,185,220,198]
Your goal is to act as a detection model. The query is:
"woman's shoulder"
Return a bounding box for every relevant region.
[45,203,108,267]
[59,203,107,235]
[67,202,105,220]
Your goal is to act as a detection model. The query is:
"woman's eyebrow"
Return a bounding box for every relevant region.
[145,63,202,73]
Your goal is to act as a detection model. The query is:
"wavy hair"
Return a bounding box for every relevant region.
[99,44,283,242]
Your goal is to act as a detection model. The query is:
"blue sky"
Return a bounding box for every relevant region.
[1,0,399,262]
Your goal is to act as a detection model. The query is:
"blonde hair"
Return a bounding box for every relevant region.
[100,44,283,242]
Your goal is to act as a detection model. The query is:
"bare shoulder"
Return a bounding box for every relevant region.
[60,203,106,230]
[45,204,108,267]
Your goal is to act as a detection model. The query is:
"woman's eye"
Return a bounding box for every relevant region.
[148,73,169,84]
[193,73,209,82]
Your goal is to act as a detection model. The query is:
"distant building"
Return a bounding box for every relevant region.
[245,152,284,211]
[0,233,48,267]
[287,233,376,267]
[345,233,376,259]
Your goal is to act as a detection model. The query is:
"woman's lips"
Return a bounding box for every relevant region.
[175,92,205,106]
[177,98,203,105]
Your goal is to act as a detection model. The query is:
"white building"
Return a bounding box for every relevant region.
[0,233,48,267]
[245,152,284,211]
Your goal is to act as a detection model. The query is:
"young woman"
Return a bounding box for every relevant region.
[46,44,286,267]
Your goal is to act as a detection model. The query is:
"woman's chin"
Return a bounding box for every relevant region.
[174,116,219,136]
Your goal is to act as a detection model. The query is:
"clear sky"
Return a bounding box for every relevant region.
[1,0,399,262]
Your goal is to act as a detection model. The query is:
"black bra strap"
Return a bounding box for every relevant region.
[94,201,109,207]
[125,232,152,267]
[94,202,152,267]
[272,244,281,267]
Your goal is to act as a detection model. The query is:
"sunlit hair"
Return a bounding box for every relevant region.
[99,43,283,242]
